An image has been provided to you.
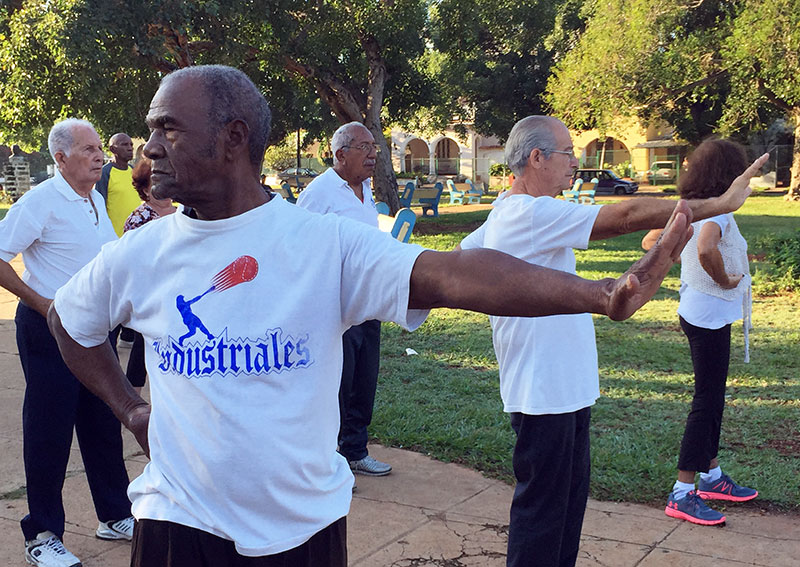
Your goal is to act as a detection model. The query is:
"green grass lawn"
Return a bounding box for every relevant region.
[374,195,800,511]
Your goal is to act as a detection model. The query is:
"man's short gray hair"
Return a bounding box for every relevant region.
[504,116,558,176]
[161,65,272,170]
[48,118,95,162]
[331,121,369,165]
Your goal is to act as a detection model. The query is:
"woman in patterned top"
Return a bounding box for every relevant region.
[123,157,176,232]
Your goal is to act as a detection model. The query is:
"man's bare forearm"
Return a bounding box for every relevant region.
[592,153,768,241]
[593,196,730,240]
[409,249,614,317]
[0,259,52,316]
[410,201,692,321]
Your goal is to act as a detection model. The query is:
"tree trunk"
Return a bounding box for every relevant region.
[361,34,400,214]
[283,52,400,212]
[786,111,800,202]
[364,121,400,213]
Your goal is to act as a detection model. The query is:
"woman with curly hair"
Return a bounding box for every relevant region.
[644,138,758,526]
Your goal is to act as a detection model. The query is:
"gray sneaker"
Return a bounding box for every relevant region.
[95,516,134,541]
[349,455,392,476]
[25,531,82,567]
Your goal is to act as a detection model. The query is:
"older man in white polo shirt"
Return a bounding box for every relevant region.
[297,121,392,477]
[0,119,134,567]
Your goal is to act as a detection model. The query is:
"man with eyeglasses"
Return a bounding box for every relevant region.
[459,115,766,567]
[0,118,134,567]
[298,121,393,478]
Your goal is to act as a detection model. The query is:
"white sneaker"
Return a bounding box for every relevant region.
[24,531,82,567]
[95,516,134,541]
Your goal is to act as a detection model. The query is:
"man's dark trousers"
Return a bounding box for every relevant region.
[507,407,591,567]
[16,302,131,541]
[338,320,381,461]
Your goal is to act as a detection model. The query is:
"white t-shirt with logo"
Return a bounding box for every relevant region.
[460,193,602,415]
[54,196,428,556]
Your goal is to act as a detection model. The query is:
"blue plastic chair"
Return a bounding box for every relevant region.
[398,182,415,208]
[420,182,444,217]
[375,201,390,215]
[561,189,580,203]
[391,208,416,243]
[465,179,482,204]
[448,179,465,205]
[278,183,297,204]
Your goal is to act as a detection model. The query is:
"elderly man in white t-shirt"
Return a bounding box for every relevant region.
[46,66,696,567]
[459,115,766,567]
[297,122,392,477]
[0,119,135,567]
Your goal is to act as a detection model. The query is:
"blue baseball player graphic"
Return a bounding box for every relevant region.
[176,293,215,345]
[174,255,259,346]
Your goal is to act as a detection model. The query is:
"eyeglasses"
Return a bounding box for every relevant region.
[543,149,576,157]
[344,142,381,153]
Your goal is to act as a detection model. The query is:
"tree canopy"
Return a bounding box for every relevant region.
[430,0,583,141]
[546,0,800,198]
[2,0,798,199]
[0,0,440,209]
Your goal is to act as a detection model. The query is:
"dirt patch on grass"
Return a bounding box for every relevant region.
[766,429,800,456]
[414,221,485,235]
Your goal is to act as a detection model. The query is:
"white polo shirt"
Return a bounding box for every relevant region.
[0,172,117,299]
[296,167,378,227]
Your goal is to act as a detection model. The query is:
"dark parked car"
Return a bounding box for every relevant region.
[572,169,638,195]
[277,167,320,188]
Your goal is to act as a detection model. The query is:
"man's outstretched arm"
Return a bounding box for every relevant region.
[47,307,151,456]
[589,153,767,241]
[409,200,693,321]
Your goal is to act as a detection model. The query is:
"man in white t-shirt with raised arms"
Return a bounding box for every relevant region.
[298,121,393,478]
[0,118,134,567]
[47,65,692,567]
[458,115,767,567]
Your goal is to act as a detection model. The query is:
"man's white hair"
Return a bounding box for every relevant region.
[504,116,559,176]
[48,118,95,162]
[331,121,369,165]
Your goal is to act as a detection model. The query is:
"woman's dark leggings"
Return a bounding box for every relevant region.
[677,316,731,473]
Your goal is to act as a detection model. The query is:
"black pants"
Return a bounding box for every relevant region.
[677,316,731,472]
[16,302,131,540]
[111,325,147,388]
[507,408,591,567]
[338,320,381,462]
[131,518,347,567]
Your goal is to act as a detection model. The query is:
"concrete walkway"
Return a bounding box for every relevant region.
[1,255,798,566]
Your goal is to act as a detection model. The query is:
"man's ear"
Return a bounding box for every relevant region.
[334,147,346,164]
[224,119,249,161]
[54,151,67,170]
[528,148,544,170]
